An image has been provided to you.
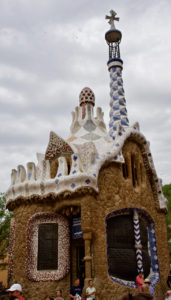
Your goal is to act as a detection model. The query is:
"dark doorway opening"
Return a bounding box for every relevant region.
[76,244,85,287]
[71,239,85,288]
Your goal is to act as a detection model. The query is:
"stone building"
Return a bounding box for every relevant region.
[6,10,169,300]
[0,253,8,288]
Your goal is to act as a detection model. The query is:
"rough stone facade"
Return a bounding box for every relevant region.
[6,11,169,300]
[8,139,169,300]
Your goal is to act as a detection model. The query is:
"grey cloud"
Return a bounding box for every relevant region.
[0,0,171,191]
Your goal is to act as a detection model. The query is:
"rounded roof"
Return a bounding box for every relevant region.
[79,87,95,106]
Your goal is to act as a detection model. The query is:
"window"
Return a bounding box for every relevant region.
[106,208,159,287]
[122,162,128,179]
[107,215,137,281]
[38,223,58,270]
[122,154,142,187]
[131,155,138,187]
[27,213,70,281]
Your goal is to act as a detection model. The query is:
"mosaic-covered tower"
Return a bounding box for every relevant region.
[6,10,169,300]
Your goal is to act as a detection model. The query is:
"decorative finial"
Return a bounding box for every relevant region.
[79,87,95,107]
[105,10,119,30]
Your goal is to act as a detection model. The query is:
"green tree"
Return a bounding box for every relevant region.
[163,184,171,258]
[0,193,13,259]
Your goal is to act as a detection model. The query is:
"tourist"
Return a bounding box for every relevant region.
[86,280,96,300]
[69,279,82,299]
[54,289,64,300]
[165,290,171,300]
[7,284,24,300]
[136,272,144,292]
[141,284,150,294]
[144,279,155,299]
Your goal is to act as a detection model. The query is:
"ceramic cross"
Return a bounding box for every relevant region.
[105,10,119,29]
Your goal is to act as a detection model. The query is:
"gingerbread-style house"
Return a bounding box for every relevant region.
[6,10,169,300]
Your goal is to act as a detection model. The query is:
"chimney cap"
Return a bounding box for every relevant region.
[79,87,95,106]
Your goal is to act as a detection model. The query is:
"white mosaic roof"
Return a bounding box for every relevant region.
[5,95,167,211]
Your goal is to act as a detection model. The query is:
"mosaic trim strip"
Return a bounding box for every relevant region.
[26,212,70,281]
[8,218,15,282]
[133,209,143,273]
[147,223,160,285]
[106,207,160,288]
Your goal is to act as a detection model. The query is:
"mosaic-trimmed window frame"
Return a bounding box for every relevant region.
[106,207,160,288]
[26,212,70,281]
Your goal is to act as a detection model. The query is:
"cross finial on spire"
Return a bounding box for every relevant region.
[105,10,119,30]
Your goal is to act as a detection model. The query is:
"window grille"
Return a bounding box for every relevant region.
[106,210,151,282]
[37,223,58,270]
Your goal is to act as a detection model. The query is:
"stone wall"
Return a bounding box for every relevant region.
[10,203,70,300]
[9,140,170,300]
[86,140,170,300]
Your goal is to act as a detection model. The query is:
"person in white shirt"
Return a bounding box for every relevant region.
[86,280,96,300]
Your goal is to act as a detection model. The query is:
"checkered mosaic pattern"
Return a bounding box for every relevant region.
[109,66,129,139]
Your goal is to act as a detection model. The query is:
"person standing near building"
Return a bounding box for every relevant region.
[54,289,64,300]
[136,272,144,292]
[144,278,155,299]
[69,279,82,299]
[86,280,96,300]
[7,284,24,300]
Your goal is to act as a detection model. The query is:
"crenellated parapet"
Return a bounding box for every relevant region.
[6,123,168,212]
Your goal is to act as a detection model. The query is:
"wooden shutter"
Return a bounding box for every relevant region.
[37,223,58,270]
[107,215,137,281]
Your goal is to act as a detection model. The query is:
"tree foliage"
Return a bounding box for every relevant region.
[0,193,13,259]
[163,184,171,258]
[163,184,171,229]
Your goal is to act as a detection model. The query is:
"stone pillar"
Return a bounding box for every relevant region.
[83,232,92,280]
[108,60,129,140]
[133,209,143,273]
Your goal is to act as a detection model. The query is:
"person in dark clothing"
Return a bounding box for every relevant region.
[167,271,171,288]
[69,279,82,299]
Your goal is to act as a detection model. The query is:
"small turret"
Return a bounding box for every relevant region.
[79,87,95,119]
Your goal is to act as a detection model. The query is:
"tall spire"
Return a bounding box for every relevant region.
[105,10,129,140]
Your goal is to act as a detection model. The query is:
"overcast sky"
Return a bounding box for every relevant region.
[0,0,171,192]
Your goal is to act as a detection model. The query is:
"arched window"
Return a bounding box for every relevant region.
[106,208,159,287]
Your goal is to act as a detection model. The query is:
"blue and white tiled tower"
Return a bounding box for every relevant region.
[105,10,129,140]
